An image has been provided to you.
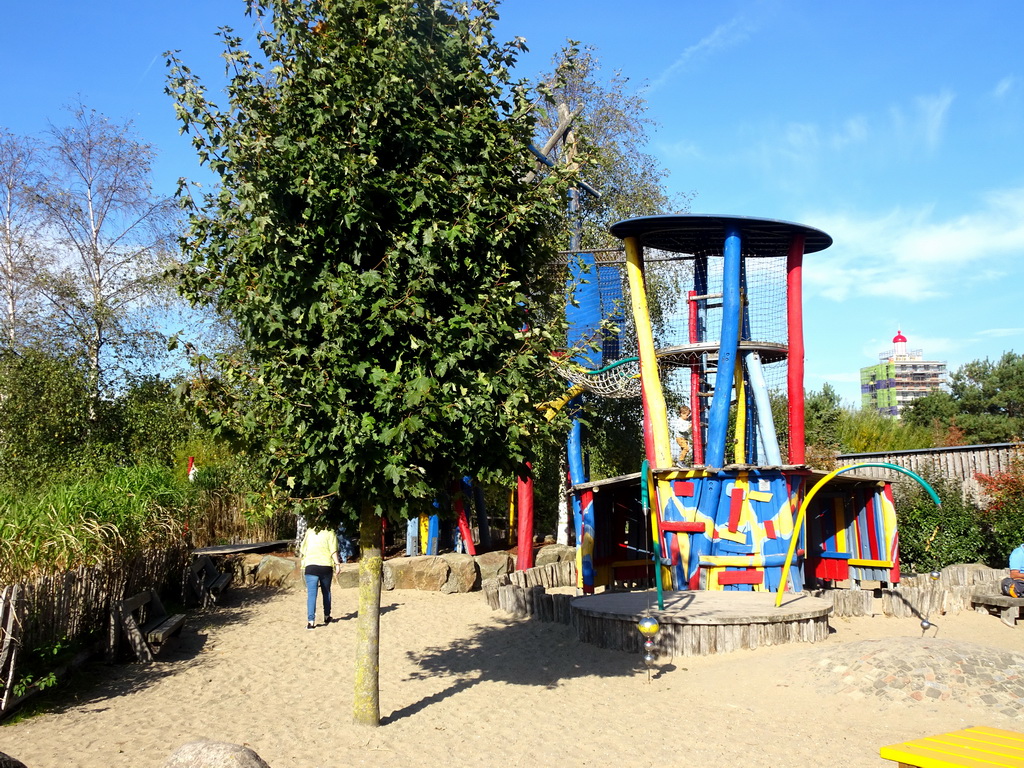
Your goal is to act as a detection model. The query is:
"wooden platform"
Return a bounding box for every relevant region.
[572,590,832,656]
[192,540,293,556]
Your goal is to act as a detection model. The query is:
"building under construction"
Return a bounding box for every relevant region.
[860,329,947,416]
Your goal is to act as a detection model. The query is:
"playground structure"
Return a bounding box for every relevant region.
[559,215,902,599]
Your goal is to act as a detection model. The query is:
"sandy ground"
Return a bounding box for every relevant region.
[1,582,1022,768]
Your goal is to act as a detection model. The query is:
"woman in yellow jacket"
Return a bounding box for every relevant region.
[300,526,342,629]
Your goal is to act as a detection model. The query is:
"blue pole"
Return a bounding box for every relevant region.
[705,226,742,467]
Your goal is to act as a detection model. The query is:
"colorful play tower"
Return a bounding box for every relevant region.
[563,215,901,596]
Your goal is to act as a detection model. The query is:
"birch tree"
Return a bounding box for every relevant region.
[0,129,46,346]
[34,103,176,403]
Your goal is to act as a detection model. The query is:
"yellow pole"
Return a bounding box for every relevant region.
[625,236,689,587]
[623,236,672,467]
[507,489,516,547]
[733,362,746,464]
[774,465,844,606]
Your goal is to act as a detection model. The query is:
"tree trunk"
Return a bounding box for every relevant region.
[353,502,382,726]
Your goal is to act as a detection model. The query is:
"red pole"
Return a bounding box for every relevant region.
[452,485,477,556]
[516,466,534,570]
[687,290,704,465]
[786,234,806,464]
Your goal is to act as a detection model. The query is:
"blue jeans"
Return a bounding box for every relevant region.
[304,566,333,623]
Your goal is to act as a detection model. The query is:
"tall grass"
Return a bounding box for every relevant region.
[0,465,188,584]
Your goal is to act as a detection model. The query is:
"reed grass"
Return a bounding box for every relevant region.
[0,465,188,585]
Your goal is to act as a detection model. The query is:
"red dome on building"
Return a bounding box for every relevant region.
[893,329,907,344]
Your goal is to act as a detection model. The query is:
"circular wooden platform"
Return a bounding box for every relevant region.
[572,590,832,657]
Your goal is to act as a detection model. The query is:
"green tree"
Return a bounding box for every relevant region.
[836,405,933,454]
[0,347,92,486]
[33,103,176,407]
[525,44,690,535]
[166,0,573,726]
[905,352,1024,444]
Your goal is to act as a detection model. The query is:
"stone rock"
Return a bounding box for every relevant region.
[0,751,28,768]
[164,740,271,768]
[535,543,576,567]
[440,553,479,593]
[254,555,296,586]
[383,555,450,591]
[474,550,512,581]
[334,562,360,589]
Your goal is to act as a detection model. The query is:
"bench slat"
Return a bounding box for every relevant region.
[145,614,186,645]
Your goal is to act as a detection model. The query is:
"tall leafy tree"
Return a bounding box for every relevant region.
[905,352,1024,444]
[166,0,572,726]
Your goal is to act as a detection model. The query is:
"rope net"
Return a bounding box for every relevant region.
[553,246,790,408]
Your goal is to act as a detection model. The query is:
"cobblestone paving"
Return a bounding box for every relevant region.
[810,638,1024,719]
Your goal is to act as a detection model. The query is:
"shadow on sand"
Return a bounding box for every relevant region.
[385,609,651,724]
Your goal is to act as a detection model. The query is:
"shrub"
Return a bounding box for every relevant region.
[893,471,986,572]
[976,454,1024,568]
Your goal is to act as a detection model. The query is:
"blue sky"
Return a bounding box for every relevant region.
[3,1,1022,406]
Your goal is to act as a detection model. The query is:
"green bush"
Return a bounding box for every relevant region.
[894,472,986,572]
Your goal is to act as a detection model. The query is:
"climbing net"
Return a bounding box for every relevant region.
[555,356,642,399]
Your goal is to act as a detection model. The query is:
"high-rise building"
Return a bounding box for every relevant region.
[860,330,947,416]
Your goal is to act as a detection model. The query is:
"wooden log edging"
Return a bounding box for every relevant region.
[483,560,577,625]
[572,591,832,657]
[810,565,1008,618]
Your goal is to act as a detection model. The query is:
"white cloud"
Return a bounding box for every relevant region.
[829,117,869,150]
[889,89,955,153]
[644,17,752,95]
[976,327,1024,339]
[658,139,704,161]
[804,187,1024,301]
[993,76,1015,100]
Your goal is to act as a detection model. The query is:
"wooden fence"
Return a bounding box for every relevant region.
[838,442,1022,504]
[0,543,190,719]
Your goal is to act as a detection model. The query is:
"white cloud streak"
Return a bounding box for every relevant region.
[993,76,1015,100]
[644,17,752,95]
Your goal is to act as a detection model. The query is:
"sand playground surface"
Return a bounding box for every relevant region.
[1,581,1022,768]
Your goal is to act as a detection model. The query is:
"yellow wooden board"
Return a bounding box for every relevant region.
[880,726,1024,767]
[848,558,893,568]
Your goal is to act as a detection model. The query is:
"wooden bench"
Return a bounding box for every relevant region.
[881,725,1024,766]
[971,592,1024,627]
[114,590,185,662]
[188,555,233,608]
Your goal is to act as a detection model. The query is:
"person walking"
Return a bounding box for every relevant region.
[300,525,342,629]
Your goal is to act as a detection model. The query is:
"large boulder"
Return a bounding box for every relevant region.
[535,543,576,567]
[164,741,271,768]
[334,562,360,589]
[254,555,296,586]
[0,751,27,768]
[474,550,512,581]
[440,553,479,594]
[383,555,450,591]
